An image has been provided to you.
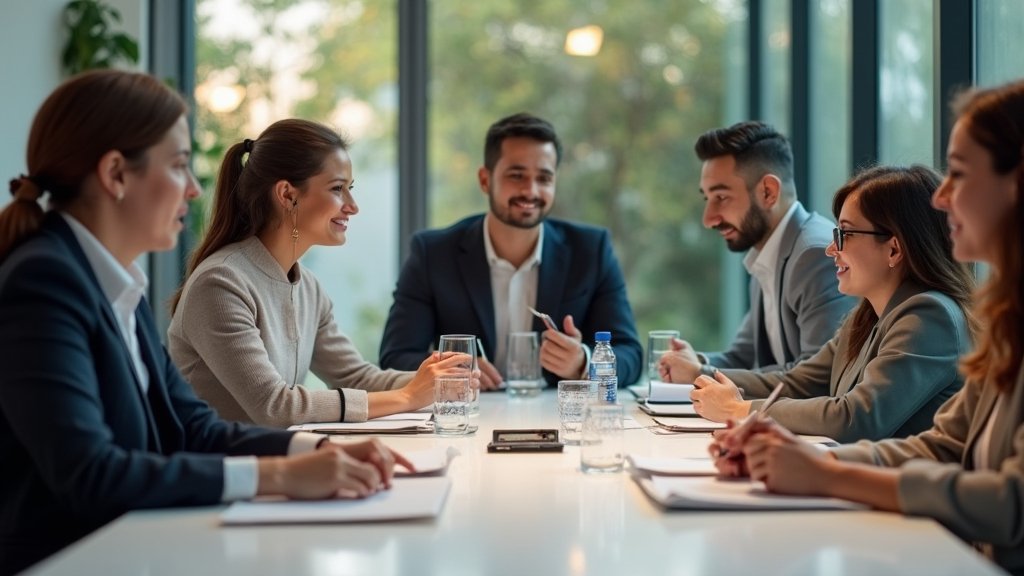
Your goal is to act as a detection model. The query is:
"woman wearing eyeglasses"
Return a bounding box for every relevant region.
[661,164,975,443]
[710,80,1024,576]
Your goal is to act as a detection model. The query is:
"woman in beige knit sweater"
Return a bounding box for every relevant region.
[711,80,1024,575]
[169,119,467,426]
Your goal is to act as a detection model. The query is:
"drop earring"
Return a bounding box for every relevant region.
[290,201,299,267]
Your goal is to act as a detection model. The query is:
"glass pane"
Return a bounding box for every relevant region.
[194,0,397,363]
[976,0,1024,87]
[878,0,934,165]
[809,0,851,212]
[761,0,791,133]
[428,1,749,352]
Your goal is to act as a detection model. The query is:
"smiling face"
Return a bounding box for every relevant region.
[295,148,356,248]
[933,119,1019,264]
[825,192,897,302]
[121,115,199,255]
[700,155,771,252]
[480,137,557,229]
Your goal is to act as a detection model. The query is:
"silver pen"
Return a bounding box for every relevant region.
[718,382,784,457]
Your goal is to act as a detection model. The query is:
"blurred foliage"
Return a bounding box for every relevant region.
[62,0,140,75]
[195,0,746,359]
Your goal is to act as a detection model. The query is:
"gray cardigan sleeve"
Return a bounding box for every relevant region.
[308,280,413,421]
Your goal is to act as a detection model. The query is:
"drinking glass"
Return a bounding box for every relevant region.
[580,403,624,473]
[438,334,478,431]
[506,331,543,397]
[433,376,470,435]
[647,330,680,384]
[557,380,598,445]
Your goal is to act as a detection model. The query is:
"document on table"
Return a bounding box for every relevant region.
[289,412,434,435]
[221,477,452,525]
[627,383,649,399]
[636,475,865,511]
[626,455,717,476]
[393,447,456,477]
[652,416,726,432]
[638,402,698,417]
[646,382,694,403]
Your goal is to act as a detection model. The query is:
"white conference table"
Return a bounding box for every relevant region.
[25,389,1005,576]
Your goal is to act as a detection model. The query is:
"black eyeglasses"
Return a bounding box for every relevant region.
[832,227,891,251]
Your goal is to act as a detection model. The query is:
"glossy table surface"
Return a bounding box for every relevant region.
[25,390,1005,576]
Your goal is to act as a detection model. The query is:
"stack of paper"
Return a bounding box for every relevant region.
[289,412,433,435]
[646,382,694,403]
[221,477,452,525]
[636,475,864,511]
[627,455,717,476]
[652,416,726,432]
[638,402,698,417]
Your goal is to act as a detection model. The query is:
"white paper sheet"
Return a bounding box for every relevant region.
[627,455,717,476]
[652,416,726,432]
[220,477,451,525]
[647,382,694,403]
[393,447,455,477]
[639,402,697,417]
[638,475,864,510]
[289,413,433,434]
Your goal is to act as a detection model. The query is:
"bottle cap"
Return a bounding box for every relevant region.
[595,331,611,342]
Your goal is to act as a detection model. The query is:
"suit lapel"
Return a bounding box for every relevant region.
[770,204,813,364]
[458,219,496,352]
[536,223,568,332]
[137,306,184,452]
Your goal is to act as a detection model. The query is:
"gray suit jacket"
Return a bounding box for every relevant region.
[704,202,855,372]
[724,283,969,443]
[833,364,1024,575]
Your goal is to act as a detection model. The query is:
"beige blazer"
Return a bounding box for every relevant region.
[725,283,970,443]
[833,364,1024,575]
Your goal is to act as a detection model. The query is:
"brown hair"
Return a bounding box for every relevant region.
[952,80,1024,391]
[171,119,348,313]
[0,70,186,260]
[832,165,976,364]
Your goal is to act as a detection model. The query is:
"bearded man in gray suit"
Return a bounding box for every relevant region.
[661,121,854,382]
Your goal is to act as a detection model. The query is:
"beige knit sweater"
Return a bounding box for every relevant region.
[168,237,412,426]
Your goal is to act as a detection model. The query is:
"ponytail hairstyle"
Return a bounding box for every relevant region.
[833,165,976,364]
[170,119,348,313]
[951,80,1024,391]
[0,70,186,261]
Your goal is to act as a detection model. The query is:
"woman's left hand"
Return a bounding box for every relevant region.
[743,425,833,496]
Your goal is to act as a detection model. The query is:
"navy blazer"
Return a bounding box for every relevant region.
[379,215,643,386]
[0,214,295,575]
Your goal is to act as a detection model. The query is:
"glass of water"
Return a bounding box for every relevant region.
[506,331,543,397]
[438,334,478,430]
[433,376,470,435]
[647,330,680,383]
[580,403,625,473]
[557,380,598,445]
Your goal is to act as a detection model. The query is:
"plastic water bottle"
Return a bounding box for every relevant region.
[590,331,617,403]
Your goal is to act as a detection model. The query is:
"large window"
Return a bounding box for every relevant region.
[760,0,791,134]
[976,0,1024,87]
[809,0,850,212]
[878,0,934,166]
[194,0,398,362]
[428,1,749,355]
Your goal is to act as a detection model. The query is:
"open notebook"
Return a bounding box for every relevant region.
[221,477,451,525]
[636,475,864,511]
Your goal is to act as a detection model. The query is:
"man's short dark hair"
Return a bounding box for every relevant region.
[484,113,563,172]
[694,121,794,190]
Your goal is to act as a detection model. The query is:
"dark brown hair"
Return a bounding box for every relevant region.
[171,119,348,313]
[484,113,562,172]
[952,80,1024,391]
[833,165,976,364]
[694,120,795,192]
[0,70,186,260]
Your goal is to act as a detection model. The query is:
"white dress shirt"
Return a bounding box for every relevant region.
[742,202,799,367]
[483,217,543,376]
[61,214,322,501]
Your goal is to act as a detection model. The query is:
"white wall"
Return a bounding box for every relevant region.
[0,0,146,205]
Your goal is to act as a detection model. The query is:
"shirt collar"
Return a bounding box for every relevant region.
[483,216,544,269]
[743,201,800,274]
[61,212,148,309]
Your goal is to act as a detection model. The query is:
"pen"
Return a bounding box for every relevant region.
[528,306,560,332]
[718,382,784,457]
[477,337,488,365]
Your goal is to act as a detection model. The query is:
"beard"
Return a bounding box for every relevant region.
[488,185,551,230]
[719,202,771,252]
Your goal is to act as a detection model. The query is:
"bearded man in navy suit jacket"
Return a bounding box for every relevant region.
[380,113,642,389]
